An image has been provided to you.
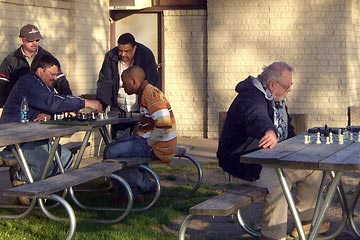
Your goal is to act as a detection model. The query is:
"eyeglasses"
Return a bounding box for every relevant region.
[45,69,60,78]
[276,81,293,91]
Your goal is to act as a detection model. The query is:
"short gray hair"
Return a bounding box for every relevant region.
[258,62,293,85]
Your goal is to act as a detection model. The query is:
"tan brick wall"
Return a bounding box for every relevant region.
[207,0,360,139]
[2,0,360,143]
[163,9,207,138]
[0,0,109,97]
[0,0,109,157]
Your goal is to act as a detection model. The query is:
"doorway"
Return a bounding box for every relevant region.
[111,13,163,89]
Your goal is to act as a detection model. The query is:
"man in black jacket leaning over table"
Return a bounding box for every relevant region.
[0,54,102,205]
[217,62,330,240]
[96,33,159,139]
[0,24,72,107]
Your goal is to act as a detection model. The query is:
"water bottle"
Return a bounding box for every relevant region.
[20,96,29,123]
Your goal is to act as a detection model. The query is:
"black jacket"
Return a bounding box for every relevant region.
[217,76,295,182]
[96,43,159,110]
[0,46,72,107]
[1,72,84,123]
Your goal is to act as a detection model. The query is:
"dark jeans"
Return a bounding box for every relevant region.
[103,136,157,192]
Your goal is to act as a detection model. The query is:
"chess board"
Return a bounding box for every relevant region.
[306,126,360,144]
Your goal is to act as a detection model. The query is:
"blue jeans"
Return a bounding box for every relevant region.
[103,136,156,192]
[0,140,73,182]
[103,136,156,159]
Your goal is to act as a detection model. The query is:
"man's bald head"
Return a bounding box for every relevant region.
[121,66,146,95]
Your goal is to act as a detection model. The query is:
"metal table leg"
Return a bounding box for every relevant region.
[275,168,306,240]
[308,172,343,240]
[38,194,76,240]
[178,214,194,240]
[349,180,360,237]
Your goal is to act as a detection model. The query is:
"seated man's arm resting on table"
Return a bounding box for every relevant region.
[259,130,278,149]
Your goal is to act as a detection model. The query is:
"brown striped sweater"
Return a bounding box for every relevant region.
[136,80,177,162]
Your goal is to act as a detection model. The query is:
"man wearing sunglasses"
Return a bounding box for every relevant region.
[0,24,72,108]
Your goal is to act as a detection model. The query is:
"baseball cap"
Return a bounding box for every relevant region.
[19,24,43,41]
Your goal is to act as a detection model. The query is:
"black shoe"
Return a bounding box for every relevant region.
[140,180,157,194]
[112,188,144,203]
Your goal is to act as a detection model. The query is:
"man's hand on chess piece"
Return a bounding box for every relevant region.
[33,113,51,122]
[84,99,103,113]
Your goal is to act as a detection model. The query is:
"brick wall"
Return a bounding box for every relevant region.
[0,0,109,97]
[207,0,360,139]
[163,10,207,138]
[1,0,360,143]
[0,0,109,157]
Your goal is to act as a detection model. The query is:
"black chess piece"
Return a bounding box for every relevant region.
[118,108,127,118]
[324,124,328,137]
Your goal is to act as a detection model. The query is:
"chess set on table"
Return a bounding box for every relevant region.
[306,125,360,144]
[41,108,134,126]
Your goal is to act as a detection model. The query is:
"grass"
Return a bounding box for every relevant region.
[0,162,228,240]
[0,161,310,240]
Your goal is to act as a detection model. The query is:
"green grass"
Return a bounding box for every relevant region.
[0,171,221,240]
[0,161,305,240]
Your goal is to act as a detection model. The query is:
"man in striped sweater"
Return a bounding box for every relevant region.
[103,65,176,202]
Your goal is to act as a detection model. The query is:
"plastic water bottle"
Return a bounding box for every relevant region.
[20,96,29,123]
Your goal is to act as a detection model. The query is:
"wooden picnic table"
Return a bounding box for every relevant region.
[0,114,139,239]
[240,131,360,240]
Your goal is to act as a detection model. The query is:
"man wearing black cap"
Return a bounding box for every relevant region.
[0,24,72,107]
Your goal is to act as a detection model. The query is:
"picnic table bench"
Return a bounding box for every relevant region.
[4,162,132,240]
[178,184,267,240]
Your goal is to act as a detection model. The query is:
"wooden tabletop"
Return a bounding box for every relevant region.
[240,133,360,172]
[0,122,89,146]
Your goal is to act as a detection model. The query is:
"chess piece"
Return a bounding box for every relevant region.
[316,132,321,144]
[329,132,333,144]
[304,135,309,144]
[324,124,328,137]
[325,137,330,144]
[339,134,344,145]
[105,106,110,119]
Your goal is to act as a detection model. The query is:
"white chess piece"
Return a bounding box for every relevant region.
[316,132,321,144]
[105,106,110,119]
[304,135,309,144]
[325,137,330,144]
[339,134,344,144]
[329,132,333,144]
